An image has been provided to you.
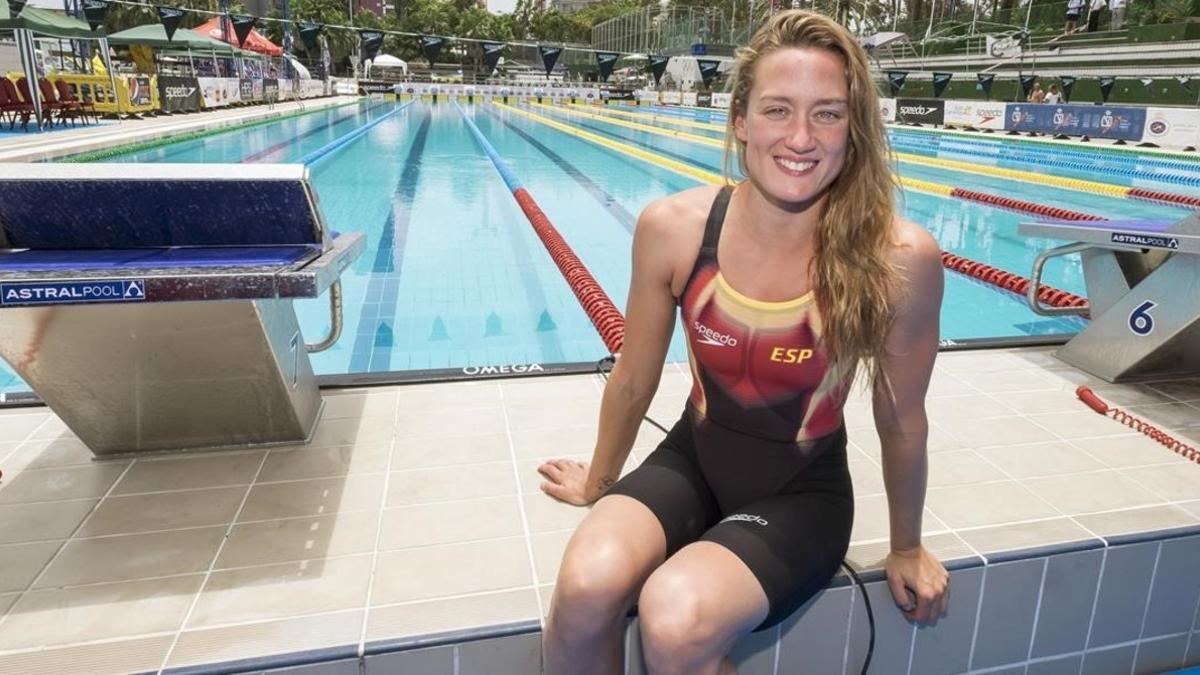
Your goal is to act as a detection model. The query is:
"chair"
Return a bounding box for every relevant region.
[54,79,97,124]
[16,76,69,127]
[0,79,33,131]
[37,77,81,127]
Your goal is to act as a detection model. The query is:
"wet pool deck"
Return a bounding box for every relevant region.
[0,347,1198,674]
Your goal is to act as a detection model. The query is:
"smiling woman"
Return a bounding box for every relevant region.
[539,9,949,675]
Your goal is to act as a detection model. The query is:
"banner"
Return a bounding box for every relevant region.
[359,29,384,63]
[157,75,201,112]
[895,98,944,125]
[357,79,393,94]
[239,77,255,101]
[662,91,681,104]
[230,14,255,48]
[886,70,907,97]
[298,22,321,52]
[539,46,562,76]
[711,92,731,109]
[649,54,669,87]
[596,51,619,82]
[602,88,636,102]
[932,72,952,98]
[1176,75,1193,93]
[7,0,25,18]
[697,59,720,88]
[1140,106,1200,149]
[1005,103,1146,141]
[943,100,1006,129]
[126,75,152,105]
[682,92,698,106]
[985,34,1022,58]
[482,41,504,75]
[1060,76,1076,103]
[263,78,279,101]
[198,76,238,108]
[82,0,108,32]
[976,73,995,98]
[420,35,444,66]
[697,92,712,107]
[1020,75,1036,99]
[1099,76,1116,103]
[156,5,185,42]
[878,97,896,122]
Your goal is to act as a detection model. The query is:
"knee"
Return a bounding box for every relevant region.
[553,537,640,626]
[637,570,720,671]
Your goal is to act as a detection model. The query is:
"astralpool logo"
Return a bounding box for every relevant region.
[693,321,737,347]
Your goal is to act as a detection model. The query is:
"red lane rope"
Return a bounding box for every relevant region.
[950,188,1107,222]
[512,188,626,354]
[1126,188,1200,209]
[1077,386,1200,464]
[941,252,1090,313]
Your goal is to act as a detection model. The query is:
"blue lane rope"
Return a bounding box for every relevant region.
[299,99,415,166]
[453,100,524,192]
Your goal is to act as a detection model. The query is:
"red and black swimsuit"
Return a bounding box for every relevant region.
[606,185,855,633]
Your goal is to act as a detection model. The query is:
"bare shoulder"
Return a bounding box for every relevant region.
[888,217,942,271]
[636,184,723,245]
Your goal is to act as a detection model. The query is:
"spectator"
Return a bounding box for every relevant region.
[1065,0,1085,33]
[1087,0,1107,32]
[1028,82,1045,103]
[1110,0,1127,29]
[1045,84,1063,104]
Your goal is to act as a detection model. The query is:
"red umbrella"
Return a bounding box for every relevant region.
[194,16,283,56]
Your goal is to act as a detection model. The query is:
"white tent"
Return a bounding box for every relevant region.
[368,53,407,77]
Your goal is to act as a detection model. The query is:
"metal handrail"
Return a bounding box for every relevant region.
[1027,242,1093,317]
[306,280,343,353]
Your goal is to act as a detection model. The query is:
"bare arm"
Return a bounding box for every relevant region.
[872,221,948,623]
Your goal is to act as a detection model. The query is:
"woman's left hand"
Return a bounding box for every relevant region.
[884,545,949,625]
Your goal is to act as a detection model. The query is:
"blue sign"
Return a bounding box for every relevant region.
[1004,104,1146,141]
[0,279,147,307]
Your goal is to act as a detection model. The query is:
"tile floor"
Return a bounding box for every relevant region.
[0,347,1198,674]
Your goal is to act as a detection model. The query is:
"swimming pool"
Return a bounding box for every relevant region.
[1,99,1197,396]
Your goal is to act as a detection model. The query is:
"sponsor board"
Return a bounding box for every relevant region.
[711,92,732,109]
[157,75,201,112]
[896,98,945,125]
[239,78,255,101]
[461,363,545,376]
[697,92,712,107]
[1140,106,1200,149]
[943,100,1006,129]
[682,92,698,106]
[1004,104,1146,141]
[263,78,279,101]
[126,75,153,106]
[198,77,239,108]
[662,91,682,104]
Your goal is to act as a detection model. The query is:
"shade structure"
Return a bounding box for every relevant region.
[0,5,104,38]
[106,24,239,54]
[192,17,282,56]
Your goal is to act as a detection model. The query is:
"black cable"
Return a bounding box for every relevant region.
[596,357,875,672]
[841,562,875,675]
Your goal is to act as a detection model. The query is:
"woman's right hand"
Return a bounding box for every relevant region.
[538,459,603,506]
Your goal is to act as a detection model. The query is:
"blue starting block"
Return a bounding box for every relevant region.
[0,164,365,456]
[1019,212,1200,383]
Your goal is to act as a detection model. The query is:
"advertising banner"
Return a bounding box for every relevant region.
[682,92,698,106]
[1140,106,1200,149]
[697,92,712,107]
[126,75,152,106]
[263,78,279,101]
[943,99,1006,129]
[197,77,238,108]
[358,79,392,94]
[1004,103,1146,141]
[601,88,636,102]
[662,91,681,104]
[896,98,944,125]
[157,76,201,112]
[711,92,731,109]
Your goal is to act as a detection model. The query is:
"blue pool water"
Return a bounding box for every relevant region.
[2,99,1198,395]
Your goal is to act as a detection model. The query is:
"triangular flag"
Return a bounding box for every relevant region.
[976,73,995,98]
[298,22,321,53]
[697,59,720,88]
[1175,75,1193,92]
[230,14,256,48]
[7,0,26,18]
[156,5,185,42]
[596,51,619,82]
[932,72,952,98]
[482,41,504,75]
[1060,76,1076,103]
[359,29,384,63]
[420,35,444,66]
[1099,76,1116,103]
[649,54,670,87]
[1020,74,1037,99]
[539,45,562,76]
[887,70,907,96]
[82,0,109,31]
[1139,77,1154,92]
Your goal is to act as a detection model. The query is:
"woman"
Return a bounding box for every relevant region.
[539,10,949,674]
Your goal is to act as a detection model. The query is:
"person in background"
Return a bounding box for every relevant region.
[1110,0,1128,29]
[1087,0,1107,32]
[1028,82,1046,103]
[1065,0,1085,33]
[1044,83,1063,104]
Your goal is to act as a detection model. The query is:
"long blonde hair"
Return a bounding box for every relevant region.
[724,9,899,386]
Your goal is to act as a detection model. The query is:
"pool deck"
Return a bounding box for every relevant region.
[0,347,1198,674]
[0,95,359,163]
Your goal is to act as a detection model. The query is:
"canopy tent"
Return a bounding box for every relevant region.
[366,53,406,78]
[192,17,282,57]
[106,24,240,54]
[0,4,110,132]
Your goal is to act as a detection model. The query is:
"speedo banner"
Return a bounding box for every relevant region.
[1004,103,1146,141]
[697,92,712,107]
[943,100,1005,129]
[895,98,944,125]
[157,75,201,112]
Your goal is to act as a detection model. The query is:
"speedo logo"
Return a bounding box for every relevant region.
[900,105,937,116]
[693,321,738,347]
[164,86,196,98]
[721,513,769,526]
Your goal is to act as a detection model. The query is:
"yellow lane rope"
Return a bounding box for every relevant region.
[532,102,725,148]
[565,103,727,133]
